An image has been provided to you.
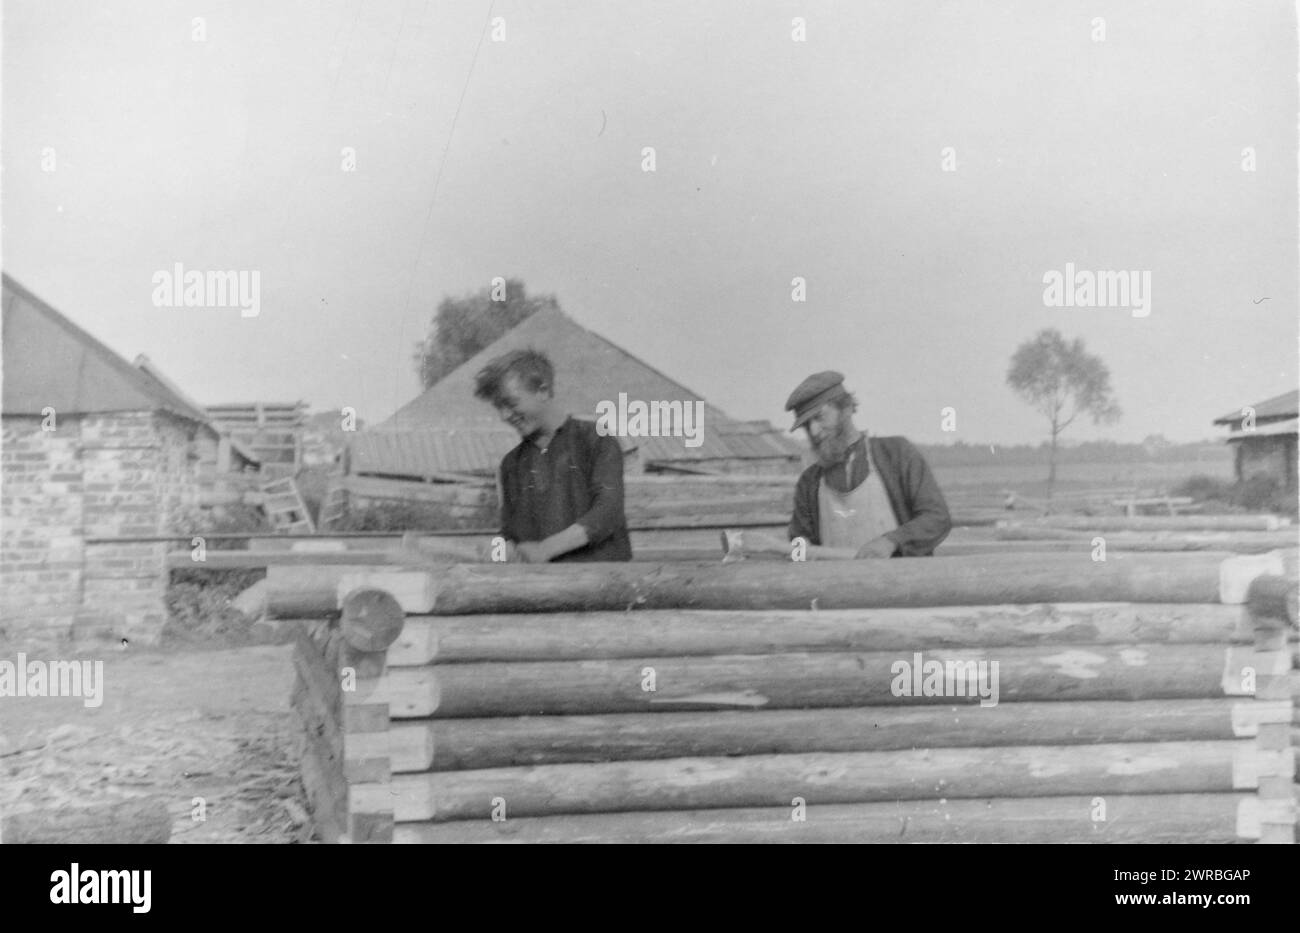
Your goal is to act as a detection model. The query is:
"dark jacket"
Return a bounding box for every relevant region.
[499,416,633,562]
[788,435,952,556]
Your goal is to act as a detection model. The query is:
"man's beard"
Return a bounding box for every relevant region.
[813,426,855,468]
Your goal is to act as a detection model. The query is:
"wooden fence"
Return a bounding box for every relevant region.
[289,550,1298,843]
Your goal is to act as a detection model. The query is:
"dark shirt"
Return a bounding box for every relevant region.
[498,416,633,562]
[788,435,952,556]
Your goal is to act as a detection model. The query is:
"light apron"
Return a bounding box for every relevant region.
[818,436,899,551]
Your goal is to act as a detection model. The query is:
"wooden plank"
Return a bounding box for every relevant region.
[997,525,1300,554]
[292,630,342,722]
[299,738,346,844]
[268,565,445,618]
[1043,515,1287,532]
[1219,552,1289,604]
[383,699,1249,773]
[298,707,347,803]
[169,549,440,570]
[292,673,343,768]
[341,588,407,652]
[344,475,493,506]
[295,629,349,843]
[355,740,1254,822]
[0,796,172,844]
[393,793,1254,844]
[337,570,436,614]
[425,553,1232,615]
[387,604,1246,666]
[1247,575,1299,625]
[362,643,1246,718]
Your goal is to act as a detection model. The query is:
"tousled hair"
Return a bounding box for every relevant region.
[473,348,554,402]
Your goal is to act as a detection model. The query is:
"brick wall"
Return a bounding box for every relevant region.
[155,411,202,534]
[1,409,204,647]
[1,415,84,644]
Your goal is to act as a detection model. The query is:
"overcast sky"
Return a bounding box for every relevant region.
[4,0,1296,445]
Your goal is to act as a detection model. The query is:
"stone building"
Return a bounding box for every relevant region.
[1,273,247,646]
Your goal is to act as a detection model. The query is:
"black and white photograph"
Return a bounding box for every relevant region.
[1,0,1297,881]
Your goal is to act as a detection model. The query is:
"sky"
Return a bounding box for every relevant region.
[3,0,1297,445]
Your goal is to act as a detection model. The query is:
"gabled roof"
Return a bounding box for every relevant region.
[1224,417,1297,440]
[366,305,801,474]
[133,355,220,441]
[1213,389,1299,426]
[379,306,733,431]
[2,273,210,424]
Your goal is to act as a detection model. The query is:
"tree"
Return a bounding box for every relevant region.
[413,279,561,388]
[1006,329,1121,508]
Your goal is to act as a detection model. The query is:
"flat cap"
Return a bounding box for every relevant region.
[785,370,848,431]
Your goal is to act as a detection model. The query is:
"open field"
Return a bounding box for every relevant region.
[931,454,1236,503]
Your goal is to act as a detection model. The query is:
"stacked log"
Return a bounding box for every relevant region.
[997,519,1298,555]
[0,797,172,844]
[288,549,1298,844]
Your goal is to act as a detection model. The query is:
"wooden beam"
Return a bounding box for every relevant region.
[0,796,171,844]
[292,630,341,722]
[169,549,443,570]
[299,741,346,844]
[392,793,1254,844]
[340,588,407,652]
[1219,552,1288,604]
[998,524,1300,554]
[359,643,1248,718]
[291,673,342,771]
[267,565,441,618]
[1042,515,1288,532]
[423,552,1233,615]
[387,604,1246,666]
[343,475,493,506]
[1246,574,1299,626]
[382,699,1250,773]
[354,740,1255,822]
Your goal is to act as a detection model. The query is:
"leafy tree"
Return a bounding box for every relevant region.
[413,279,560,388]
[1006,329,1121,508]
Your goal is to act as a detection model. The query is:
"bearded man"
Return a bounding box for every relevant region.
[785,371,951,558]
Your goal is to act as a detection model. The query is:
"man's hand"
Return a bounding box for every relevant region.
[855,536,897,560]
[514,541,550,563]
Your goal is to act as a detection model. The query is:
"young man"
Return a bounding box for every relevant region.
[785,371,951,557]
[473,349,632,563]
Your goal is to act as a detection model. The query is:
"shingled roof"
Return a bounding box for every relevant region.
[2,272,211,425]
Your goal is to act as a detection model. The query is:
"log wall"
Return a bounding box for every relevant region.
[289,550,1299,844]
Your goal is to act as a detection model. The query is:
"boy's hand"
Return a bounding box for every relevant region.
[514,541,549,563]
[855,536,897,559]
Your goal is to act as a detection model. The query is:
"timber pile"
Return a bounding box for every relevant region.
[289,549,1299,843]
